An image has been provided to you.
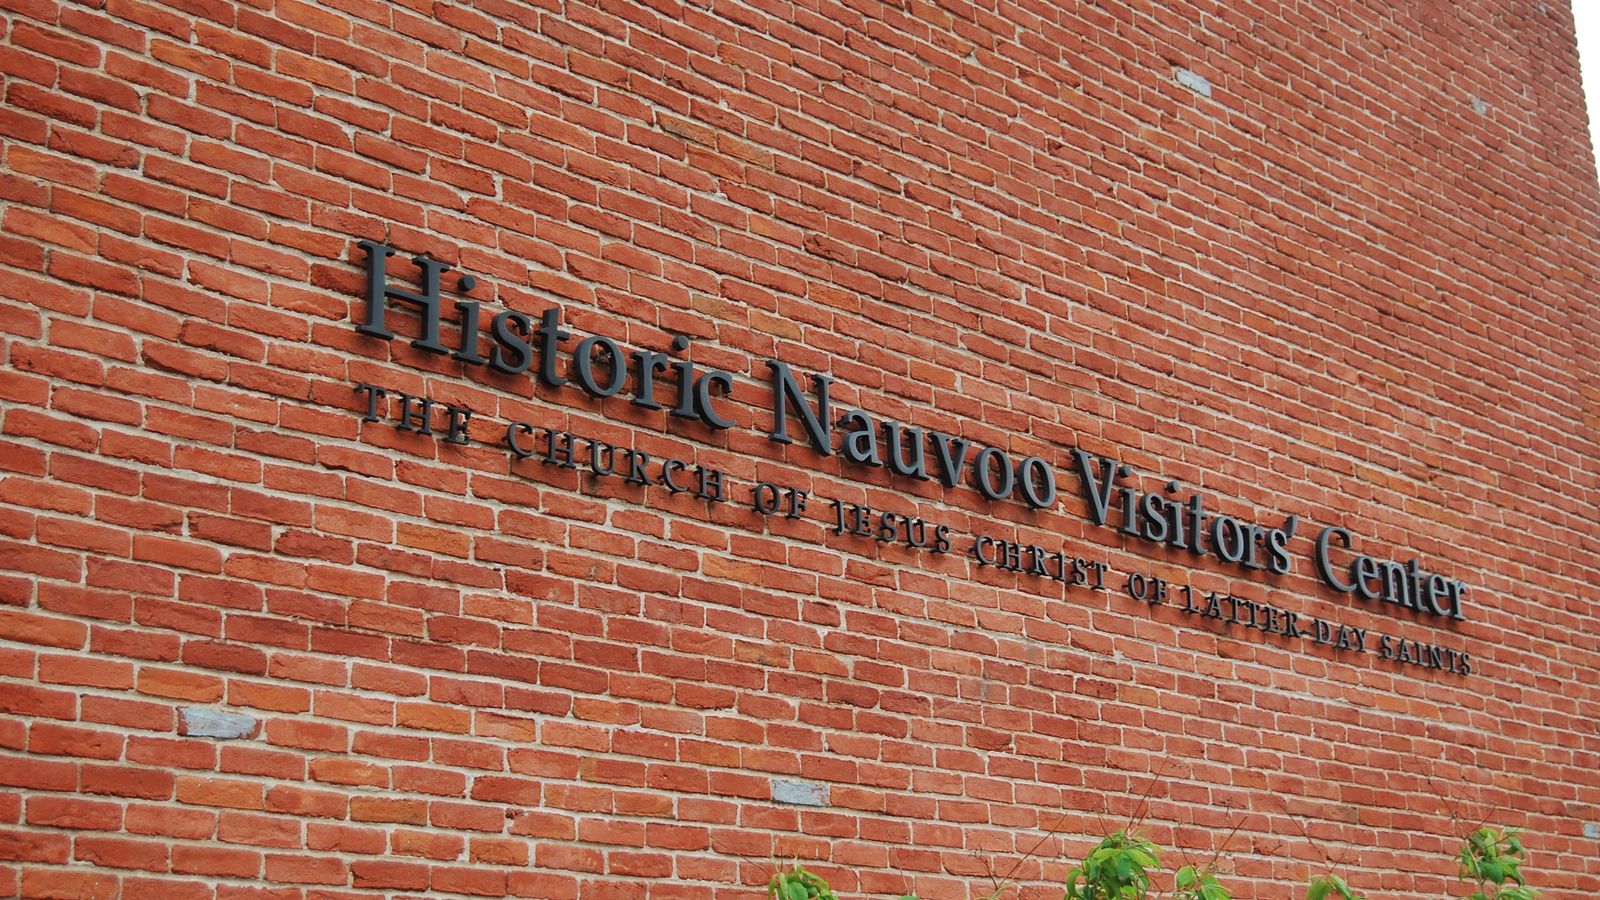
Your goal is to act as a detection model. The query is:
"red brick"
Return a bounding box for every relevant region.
[136,667,224,703]
[28,723,123,760]
[263,786,345,820]
[217,811,300,849]
[0,3,1590,899]
[175,777,263,811]
[120,878,211,900]
[171,844,261,878]
[0,611,85,650]
[73,835,170,872]
[37,653,132,690]
[79,765,174,801]
[126,736,216,770]
[19,868,119,899]
[125,804,216,840]
[0,829,70,864]
[350,860,428,890]
[264,853,345,885]
[25,796,121,831]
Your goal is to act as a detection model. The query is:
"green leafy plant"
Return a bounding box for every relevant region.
[746,808,1543,900]
[1168,813,1244,900]
[1062,830,1162,900]
[1304,873,1363,900]
[1172,863,1232,900]
[768,863,840,900]
[1457,827,1538,900]
[1280,796,1364,900]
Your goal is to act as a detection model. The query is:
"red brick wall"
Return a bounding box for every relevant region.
[2,0,1598,898]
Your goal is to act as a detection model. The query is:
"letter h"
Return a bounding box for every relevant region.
[355,240,450,353]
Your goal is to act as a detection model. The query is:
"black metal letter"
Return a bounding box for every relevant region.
[766,361,832,454]
[354,240,449,354]
[1313,525,1357,592]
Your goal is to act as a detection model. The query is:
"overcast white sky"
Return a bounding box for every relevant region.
[1578,1,1600,166]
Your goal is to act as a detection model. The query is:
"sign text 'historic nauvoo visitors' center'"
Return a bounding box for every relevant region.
[345,239,1475,675]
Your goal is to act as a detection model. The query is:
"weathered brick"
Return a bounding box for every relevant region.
[0,1,1593,898]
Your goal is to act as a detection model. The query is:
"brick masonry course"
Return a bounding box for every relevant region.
[0,0,1598,898]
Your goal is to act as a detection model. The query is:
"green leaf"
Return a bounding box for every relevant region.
[1201,883,1231,900]
[1306,877,1332,900]
[1176,866,1198,889]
